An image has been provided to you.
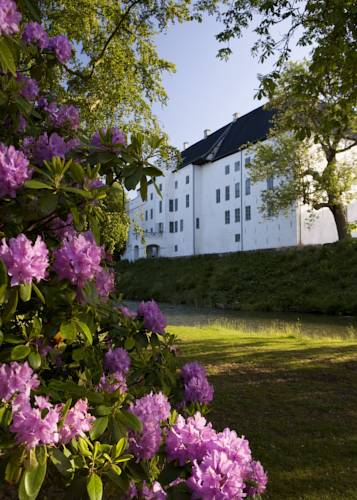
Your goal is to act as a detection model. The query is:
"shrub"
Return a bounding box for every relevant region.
[0,2,267,499]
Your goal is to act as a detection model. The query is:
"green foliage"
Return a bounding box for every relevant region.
[248,62,357,239]
[118,240,357,315]
[204,0,357,100]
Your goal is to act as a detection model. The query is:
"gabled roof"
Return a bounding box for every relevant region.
[180,105,275,168]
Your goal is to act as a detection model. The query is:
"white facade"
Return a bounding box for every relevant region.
[124,112,357,261]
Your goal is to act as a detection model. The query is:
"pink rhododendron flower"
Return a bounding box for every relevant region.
[49,35,72,63]
[96,267,115,298]
[104,347,130,374]
[0,0,21,35]
[0,143,31,198]
[137,300,167,334]
[0,362,39,402]
[22,22,49,49]
[181,362,214,405]
[0,234,49,286]
[59,399,95,443]
[53,231,102,288]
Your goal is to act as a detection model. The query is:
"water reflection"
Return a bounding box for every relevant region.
[124,301,357,338]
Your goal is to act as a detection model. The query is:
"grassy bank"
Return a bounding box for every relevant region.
[172,323,357,499]
[118,241,357,314]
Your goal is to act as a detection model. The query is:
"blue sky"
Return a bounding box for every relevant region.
[153,15,310,149]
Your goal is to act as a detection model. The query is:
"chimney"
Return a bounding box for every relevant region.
[232,112,240,121]
[204,129,211,139]
[183,141,189,150]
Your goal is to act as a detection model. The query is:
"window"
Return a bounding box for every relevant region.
[225,164,230,175]
[245,205,251,221]
[158,222,163,233]
[234,161,240,172]
[185,175,189,184]
[174,198,178,211]
[235,208,240,223]
[150,193,153,200]
[267,175,274,190]
[150,208,153,219]
[174,245,178,252]
[186,194,190,208]
[196,217,200,229]
[169,221,174,233]
[150,227,153,233]
[216,188,221,203]
[159,183,162,191]
[145,210,148,221]
[235,182,240,198]
[174,221,178,233]
[245,156,251,166]
[225,210,230,224]
[235,233,241,243]
[225,185,230,201]
[245,178,251,195]
[175,180,178,189]
[180,219,184,232]
[169,199,174,212]
[159,200,162,213]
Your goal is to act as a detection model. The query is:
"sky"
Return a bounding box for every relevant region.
[153,15,310,150]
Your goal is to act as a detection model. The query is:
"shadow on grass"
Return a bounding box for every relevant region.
[179,339,357,499]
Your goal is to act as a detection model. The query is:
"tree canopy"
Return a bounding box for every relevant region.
[248,62,357,239]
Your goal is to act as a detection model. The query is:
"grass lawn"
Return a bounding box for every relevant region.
[170,323,357,500]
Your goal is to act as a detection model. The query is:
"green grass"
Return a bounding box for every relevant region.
[171,323,357,499]
[118,240,357,314]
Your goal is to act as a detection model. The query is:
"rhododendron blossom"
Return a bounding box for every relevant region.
[53,231,102,288]
[49,35,72,64]
[137,300,167,334]
[0,234,49,286]
[181,362,214,405]
[104,347,130,374]
[22,21,49,49]
[91,127,126,148]
[95,267,115,298]
[0,362,39,402]
[0,143,31,198]
[17,75,39,101]
[0,0,21,35]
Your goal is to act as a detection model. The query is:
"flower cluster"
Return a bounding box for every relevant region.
[95,267,115,299]
[181,362,214,405]
[22,21,49,49]
[129,392,171,460]
[0,234,49,286]
[40,99,80,130]
[0,362,94,449]
[0,143,31,198]
[126,481,167,500]
[0,362,39,402]
[98,347,131,394]
[53,231,102,288]
[23,132,79,165]
[166,412,268,499]
[17,74,39,101]
[137,300,167,334]
[0,0,21,36]
[91,127,126,148]
[22,21,73,64]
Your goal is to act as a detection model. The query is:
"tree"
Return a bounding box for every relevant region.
[248,62,357,240]
[32,0,197,133]
[204,0,357,99]
[101,182,130,255]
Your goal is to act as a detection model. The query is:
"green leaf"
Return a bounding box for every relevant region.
[49,448,72,477]
[90,416,109,440]
[0,38,16,74]
[3,288,18,323]
[124,337,135,350]
[11,345,31,361]
[39,193,58,215]
[62,186,92,198]
[113,438,126,459]
[87,473,103,500]
[116,410,142,433]
[24,180,53,190]
[76,320,93,345]
[28,351,41,370]
[19,451,47,500]
[32,284,45,304]
[19,283,32,302]
[60,321,77,342]
[0,259,8,304]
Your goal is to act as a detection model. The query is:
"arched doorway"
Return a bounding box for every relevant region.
[146,244,160,258]
[134,245,139,260]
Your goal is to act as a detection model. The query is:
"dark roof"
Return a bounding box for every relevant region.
[180,105,274,168]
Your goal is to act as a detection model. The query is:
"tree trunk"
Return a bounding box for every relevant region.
[330,203,351,240]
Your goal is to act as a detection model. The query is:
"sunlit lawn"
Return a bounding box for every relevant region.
[170,323,357,500]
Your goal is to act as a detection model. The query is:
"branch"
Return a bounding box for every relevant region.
[313,202,330,210]
[62,0,142,81]
[336,140,357,154]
